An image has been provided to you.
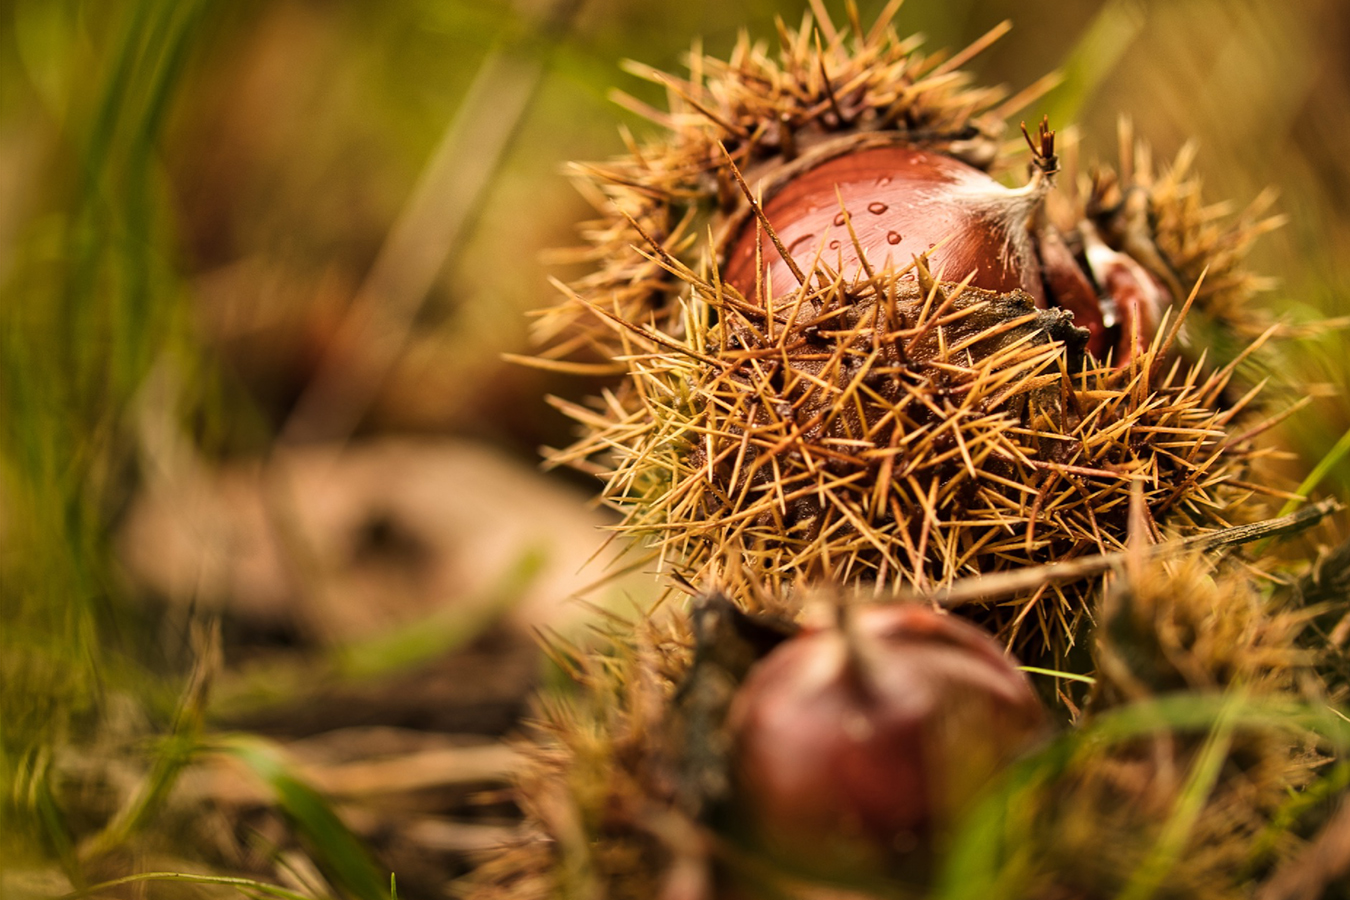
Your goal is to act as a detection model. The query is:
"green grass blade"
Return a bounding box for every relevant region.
[935,691,1350,897]
[1018,665,1097,685]
[221,738,388,900]
[55,871,317,900]
[1039,0,1146,127]
[1114,699,1237,900]
[1278,421,1350,517]
[336,545,545,680]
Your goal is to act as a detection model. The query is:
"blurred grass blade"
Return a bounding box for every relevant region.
[1090,694,1350,748]
[80,621,221,861]
[1018,665,1096,684]
[336,545,545,680]
[1,0,213,859]
[282,0,585,445]
[222,738,389,900]
[32,755,82,887]
[1115,697,1237,900]
[55,871,316,900]
[1278,421,1350,517]
[934,736,1072,900]
[1040,0,1145,127]
[936,691,1350,897]
[1251,759,1350,866]
[211,545,546,718]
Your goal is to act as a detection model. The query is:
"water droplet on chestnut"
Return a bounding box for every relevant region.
[722,145,1050,304]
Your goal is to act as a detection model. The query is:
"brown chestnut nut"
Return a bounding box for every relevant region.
[1081,220,1174,365]
[719,123,1176,365]
[724,604,1048,881]
[722,144,1051,306]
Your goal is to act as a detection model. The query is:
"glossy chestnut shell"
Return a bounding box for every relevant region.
[719,141,1173,365]
[722,145,1048,304]
[725,604,1047,878]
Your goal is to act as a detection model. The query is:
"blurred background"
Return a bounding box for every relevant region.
[1,0,1349,897]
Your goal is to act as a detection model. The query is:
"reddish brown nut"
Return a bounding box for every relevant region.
[1081,221,1174,365]
[722,145,1051,305]
[1037,219,1109,355]
[724,604,1048,879]
[718,124,1179,367]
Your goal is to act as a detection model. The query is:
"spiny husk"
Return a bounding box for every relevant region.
[992,555,1328,900]
[1093,551,1313,704]
[483,8,1317,897]
[1011,727,1319,900]
[537,6,1287,660]
[535,5,1029,362]
[551,254,1276,660]
[462,560,1335,900]
[464,592,994,900]
[1053,121,1286,348]
[541,5,1281,371]
[458,608,700,900]
[1290,534,1350,698]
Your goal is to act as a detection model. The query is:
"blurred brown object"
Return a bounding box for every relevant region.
[164,728,529,897]
[118,437,642,647]
[170,0,596,453]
